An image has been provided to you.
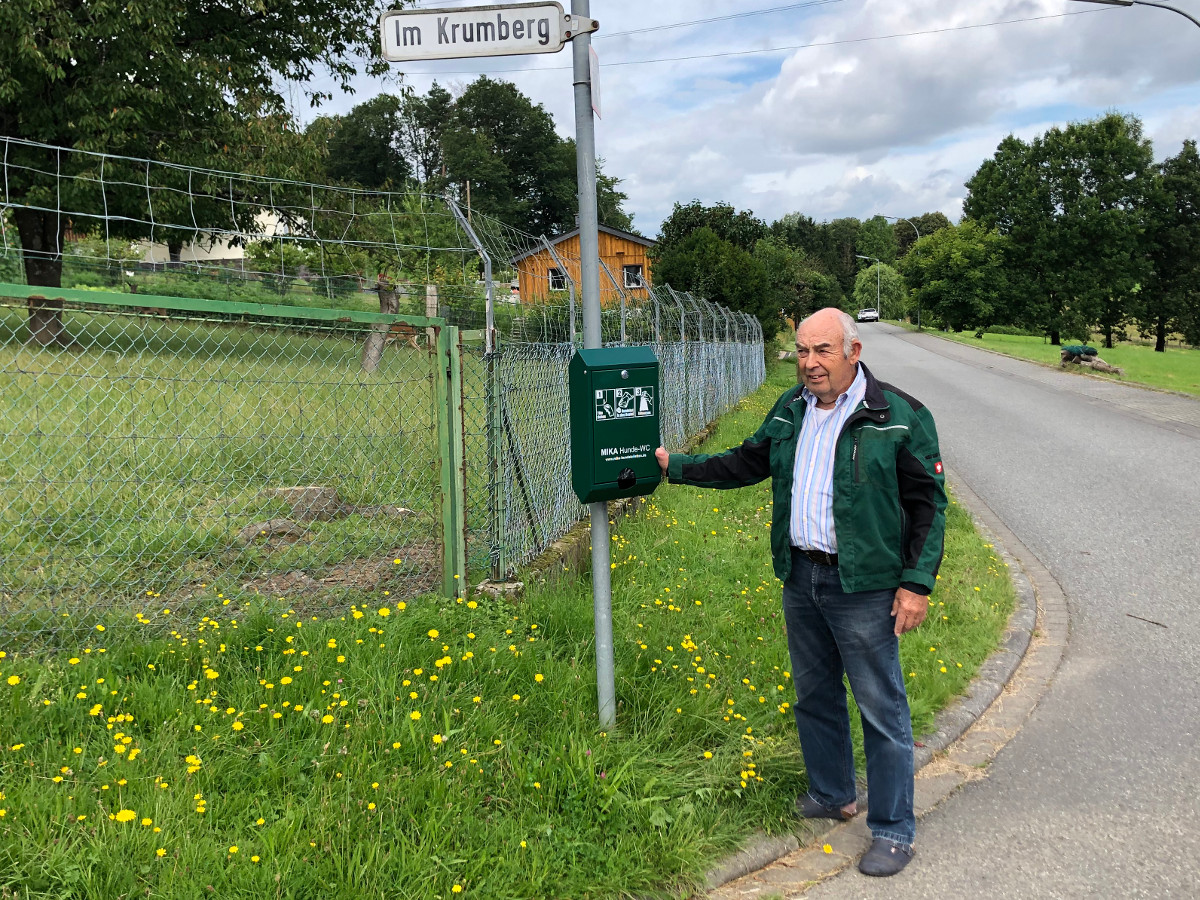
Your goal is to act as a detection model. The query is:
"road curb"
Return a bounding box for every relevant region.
[703,468,1068,897]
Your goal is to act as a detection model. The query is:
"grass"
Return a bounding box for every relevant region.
[0,303,444,642]
[0,361,1016,899]
[920,329,1200,397]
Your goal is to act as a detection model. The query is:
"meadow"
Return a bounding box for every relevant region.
[0,301,444,647]
[927,329,1200,396]
[0,361,1016,899]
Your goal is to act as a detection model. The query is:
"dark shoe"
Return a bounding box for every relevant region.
[858,838,914,877]
[794,793,856,821]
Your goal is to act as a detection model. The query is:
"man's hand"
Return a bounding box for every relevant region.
[891,587,928,636]
[655,446,669,474]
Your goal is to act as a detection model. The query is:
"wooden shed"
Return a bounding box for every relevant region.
[510,224,655,306]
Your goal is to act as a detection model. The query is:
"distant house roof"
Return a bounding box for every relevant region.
[509,223,655,264]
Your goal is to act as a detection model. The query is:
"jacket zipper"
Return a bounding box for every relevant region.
[853,435,860,482]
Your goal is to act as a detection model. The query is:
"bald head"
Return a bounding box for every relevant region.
[798,308,859,357]
[795,308,862,407]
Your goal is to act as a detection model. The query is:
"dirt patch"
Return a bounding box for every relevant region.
[240,541,441,598]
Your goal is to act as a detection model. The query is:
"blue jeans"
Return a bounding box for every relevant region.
[783,548,915,846]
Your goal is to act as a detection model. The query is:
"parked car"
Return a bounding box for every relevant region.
[857,308,879,322]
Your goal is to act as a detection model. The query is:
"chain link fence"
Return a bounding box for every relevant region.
[0,137,765,645]
[450,219,766,580]
[0,291,460,649]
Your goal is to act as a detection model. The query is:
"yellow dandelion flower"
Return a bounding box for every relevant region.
[228,845,238,854]
[6,675,19,686]
[534,674,544,683]
[251,855,260,863]
[410,710,421,721]
[321,715,334,724]
[232,721,244,731]
[378,607,390,617]
[156,848,166,858]
[114,809,137,823]
[823,843,833,854]
[427,629,439,639]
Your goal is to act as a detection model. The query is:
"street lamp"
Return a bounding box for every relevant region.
[856,254,881,318]
[1068,0,1200,30]
[882,215,922,329]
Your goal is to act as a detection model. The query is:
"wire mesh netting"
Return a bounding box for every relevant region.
[0,297,450,649]
[1,136,766,641]
[0,135,502,334]
[484,286,766,579]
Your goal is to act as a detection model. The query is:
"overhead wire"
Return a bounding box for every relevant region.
[390,8,1108,77]
[596,1,847,40]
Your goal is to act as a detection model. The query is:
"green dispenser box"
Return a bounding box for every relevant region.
[569,347,662,504]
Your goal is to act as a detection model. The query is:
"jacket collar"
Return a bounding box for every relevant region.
[858,362,889,413]
[787,361,890,419]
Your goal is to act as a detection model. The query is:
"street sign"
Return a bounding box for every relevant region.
[380,2,598,62]
[589,45,600,118]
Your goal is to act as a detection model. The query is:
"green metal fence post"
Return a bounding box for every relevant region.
[436,324,467,597]
[487,344,506,581]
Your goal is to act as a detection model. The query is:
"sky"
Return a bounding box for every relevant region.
[302,0,1200,237]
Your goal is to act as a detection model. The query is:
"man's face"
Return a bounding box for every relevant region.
[796,318,862,406]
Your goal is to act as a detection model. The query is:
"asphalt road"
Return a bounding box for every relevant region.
[807,325,1200,899]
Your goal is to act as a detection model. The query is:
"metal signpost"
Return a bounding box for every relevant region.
[380,0,618,727]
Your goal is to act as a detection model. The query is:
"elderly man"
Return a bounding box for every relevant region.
[654,308,946,877]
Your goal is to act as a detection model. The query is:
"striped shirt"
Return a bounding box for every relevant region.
[789,365,866,553]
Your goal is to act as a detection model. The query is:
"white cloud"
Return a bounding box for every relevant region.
[307,0,1200,234]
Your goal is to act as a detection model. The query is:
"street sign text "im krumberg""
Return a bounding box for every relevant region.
[380,2,598,62]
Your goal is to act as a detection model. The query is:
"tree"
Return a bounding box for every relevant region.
[0,0,389,345]
[753,238,844,325]
[769,212,821,252]
[853,264,907,320]
[652,227,775,335]
[894,212,951,258]
[900,220,1008,334]
[595,162,634,233]
[1140,140,1200,351]
[964,113,1153,344]
[397,83,454,187]
[818,217,862,298]
[313,94,412,190]
[654,201,767,255]
[855,216,898,265]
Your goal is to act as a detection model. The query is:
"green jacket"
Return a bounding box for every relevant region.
[667,362,947,593]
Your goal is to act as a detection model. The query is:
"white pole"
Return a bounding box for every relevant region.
[571,0,615,729]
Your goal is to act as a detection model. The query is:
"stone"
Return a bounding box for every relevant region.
[237,518,307,545]
[474,580,525,600]
[262,486,350,522]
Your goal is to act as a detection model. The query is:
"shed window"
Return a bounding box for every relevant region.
[548,267,567,290]
[622,265,645,289]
